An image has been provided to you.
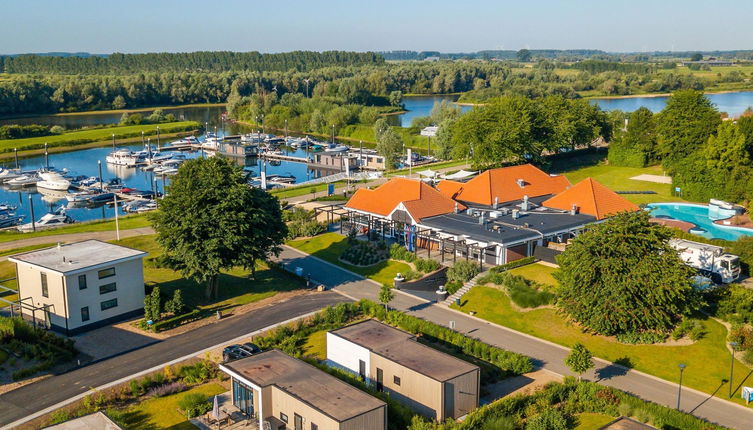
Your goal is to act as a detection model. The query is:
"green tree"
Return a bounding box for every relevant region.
[119,112,131,125]
[656,90,720,170]
[516,49,532,62]
[144,286,161,322]
[565,343,594,380]
[608,107,657,167]
[379,284,394,311]
[389,90,403,107]
[434,119,455,160]
[555,211,698,336]
[149,157,287,298]
[705,121,749,170]
[112,95,126,109]
[165,289,185,315]
[690,53,703,61]
[375,120,403,168]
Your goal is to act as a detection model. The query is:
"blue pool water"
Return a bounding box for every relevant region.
[646,203,753,241]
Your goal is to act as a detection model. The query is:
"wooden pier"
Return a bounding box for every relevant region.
[258,152,310,163]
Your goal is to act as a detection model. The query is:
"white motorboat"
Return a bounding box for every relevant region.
[6,174,40,187]
[37,171,71,191]
[153,159,183,175]
[324,143,349,153]
[201,137,222,150]
[123,200,158,213]
[106,149,145,167]
[17,206,74,232]
[0,214,24,228]
[0,168,22,183]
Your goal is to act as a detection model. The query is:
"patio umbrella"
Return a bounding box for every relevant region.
[211,395,220,420]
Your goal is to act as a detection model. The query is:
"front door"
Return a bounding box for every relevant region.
[294,413,303,430]
[376,368,383,392]
[359,359,366,381]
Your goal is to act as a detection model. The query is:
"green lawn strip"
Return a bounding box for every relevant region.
[270,180,348,200]
[0,121,199,153]
[555,156,686,205]
[453,286,752,407]
[302,329,328,360]
[287,232,411,286]
[574,412,617,430]
[387,159,468,176]
[506,263,558,286]
[114,235,304,314]
[0,213,150,244]
[114,382,225,430]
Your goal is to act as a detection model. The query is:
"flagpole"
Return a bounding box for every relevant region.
[114,193,120,241]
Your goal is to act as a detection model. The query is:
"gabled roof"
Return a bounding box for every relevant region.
[542,177,640,220]
[436,164,570,206]
[345,178,464,222]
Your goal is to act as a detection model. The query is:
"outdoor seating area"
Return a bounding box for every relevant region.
[191,392,258,430]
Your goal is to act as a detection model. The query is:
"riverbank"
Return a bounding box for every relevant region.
[0,121,200,160]
[0,103,226,121]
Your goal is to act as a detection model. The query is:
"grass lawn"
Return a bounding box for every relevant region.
[271,181,349,200]
[551,152,685,206]
[115,235,305,314]
[287,232,411,286]
[115,382,225,430]
[507,263,558,286]
[388,159,468,176]
[453,286,753,407]
[0,121,199,153]
[574,412,615,430]
[302,329,328,360]
[0,213,150,244]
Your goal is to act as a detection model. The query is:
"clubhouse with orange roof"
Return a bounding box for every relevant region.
[339,164,639,265]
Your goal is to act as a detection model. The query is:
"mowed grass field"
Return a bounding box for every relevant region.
[0,121,199,153]
[0,213,151,244]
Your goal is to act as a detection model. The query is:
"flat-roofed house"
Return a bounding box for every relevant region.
[220,349,387,430]
[8,240,147,335]
[327,319,479,421]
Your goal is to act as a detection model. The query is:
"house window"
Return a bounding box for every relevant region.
[98,267,116,279]
[41,273,48,298]
[81,306,90,322]
[311,424,318,430]
[99,283,117,295]
[394,375,401,386]
[280,413,288,423]
[100,298,118,311]
[78,274,87,290]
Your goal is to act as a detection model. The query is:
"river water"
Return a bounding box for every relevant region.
[591,91,753,116]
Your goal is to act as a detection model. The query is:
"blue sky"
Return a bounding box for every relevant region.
[2,0,752,54]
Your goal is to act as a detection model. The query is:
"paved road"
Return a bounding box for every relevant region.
[0,291,348,427]
[0,227,156,253]
[278,246,753,430]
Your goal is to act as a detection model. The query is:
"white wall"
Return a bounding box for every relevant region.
[326,333,370,381]
[65,258,145,330]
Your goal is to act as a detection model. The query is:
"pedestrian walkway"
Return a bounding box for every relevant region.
[443,271,486,306]
[277,245,753,430]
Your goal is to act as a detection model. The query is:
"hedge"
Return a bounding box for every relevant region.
[490,256,536,273]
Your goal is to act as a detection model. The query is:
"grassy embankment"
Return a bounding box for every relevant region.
[0,103,225,120]
[0,213,151,244]
[0,121,200,160]
[287,232,410,286]
[455,261,752,408]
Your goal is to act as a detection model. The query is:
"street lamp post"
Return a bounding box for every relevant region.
[284,119,288,140]
[261,115,265,135]
[730,342,739,398]
[677,363,686,410]
[156,126,160,147]
[304,79,310,98]
[331,124,335,144]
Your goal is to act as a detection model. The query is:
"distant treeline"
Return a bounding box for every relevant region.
[0,51,384,74]
[570,60,657,74]
[381,49,753,61]
[0,124,55,140]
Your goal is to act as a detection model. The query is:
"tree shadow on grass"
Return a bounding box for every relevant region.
[116,409,156,430]
[595,357,632,381]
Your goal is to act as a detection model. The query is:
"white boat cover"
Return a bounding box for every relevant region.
[417,169,438,178]
[441,169,477,180]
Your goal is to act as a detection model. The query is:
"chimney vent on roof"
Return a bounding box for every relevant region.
[521,195,530,211]
[454,202,459,214]
[570,204,578,215]
[479,213,485,225]
[516,179,525,188]
[512,209,520,219]
[493,196,499,209]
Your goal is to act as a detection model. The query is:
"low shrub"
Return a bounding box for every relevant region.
[525,409,568,430]
[415,258,441,273]
[152,309,202,332]
[447,260,480,283]
[389,243,416,262]
[147,381,186,398]
[490,256,536,273]
[502,274,555,308]
[341,241,388,266]
[179,360,218,385]
[445,280,463,295]
[178,392,211,418]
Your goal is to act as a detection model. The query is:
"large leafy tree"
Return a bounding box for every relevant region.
[149,156,287,299]
[656,90,720,170]
[555,211,699,336]
[608,107,658,167]
[374,118,403,168]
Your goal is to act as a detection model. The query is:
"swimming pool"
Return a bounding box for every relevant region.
[646,203,753,241]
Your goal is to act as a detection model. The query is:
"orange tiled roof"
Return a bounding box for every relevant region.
[345,178,464,222]
[436,164,570,206]
[542,177,640,220]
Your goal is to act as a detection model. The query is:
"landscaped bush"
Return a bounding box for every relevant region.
[389,243,416,262]
[415,258,441,273]
[525,409,568,430]
[490,256,536,273]
[502,274,555,308]
[178,392,211,418]
[147,381,186,398]
[447,260,480,283]
[445,280,463,295]
[341,240,388,266]
[179,360,218,385]
[715,284,753,324]
[1,316,78,380]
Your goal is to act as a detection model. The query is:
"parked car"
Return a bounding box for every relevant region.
[222,343,261,362]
